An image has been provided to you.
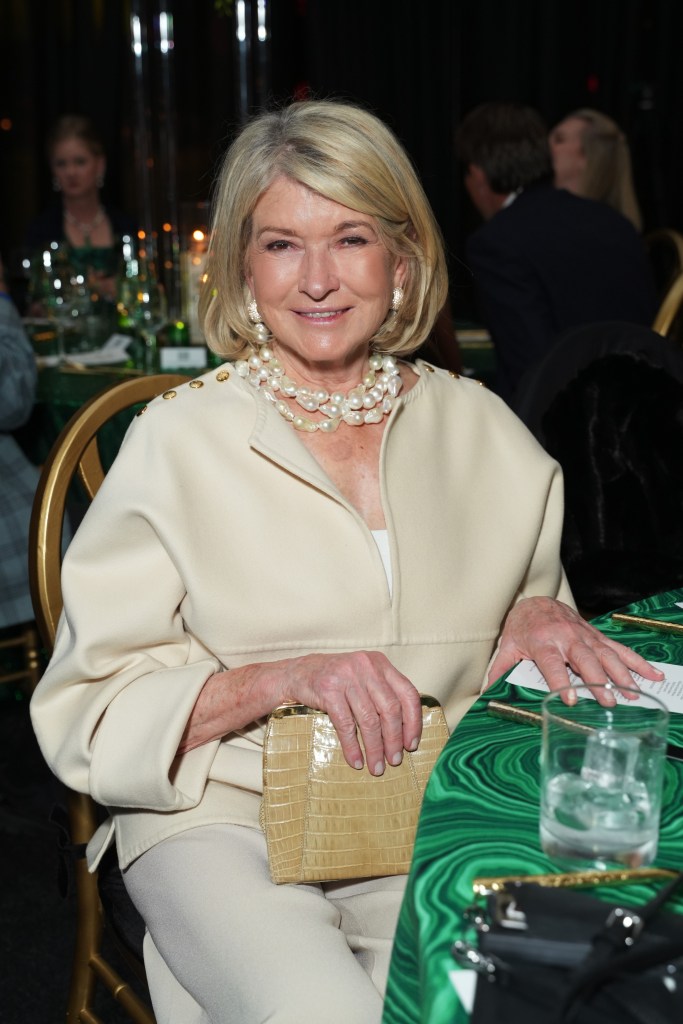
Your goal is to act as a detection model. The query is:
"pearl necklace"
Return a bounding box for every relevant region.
[235,344,403,432]
[64,207,105,246]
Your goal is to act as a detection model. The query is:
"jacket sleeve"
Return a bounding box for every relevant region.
[482,429,576,686]
[29,417,223,812]
[517,450,574,608]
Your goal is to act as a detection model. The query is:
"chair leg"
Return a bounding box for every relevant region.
[66,856,156,1023]
[66,791,103,1023]
[65,791,157,1024]
[66,856,102,1023]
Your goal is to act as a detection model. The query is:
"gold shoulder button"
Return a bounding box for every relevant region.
[423,363,435,373]
[136,405,148,416]
[448,370,460,379]
[216,370,230,382]
[189,380,204,389]
[162,390,177,400]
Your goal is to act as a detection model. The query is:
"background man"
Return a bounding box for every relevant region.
[456,101,657,404]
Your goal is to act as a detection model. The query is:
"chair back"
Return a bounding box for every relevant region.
[29,372,189,1024]
[644,228,683,301]
[30,374,189,648]
[653,272,683,339]
[513,323,683,615]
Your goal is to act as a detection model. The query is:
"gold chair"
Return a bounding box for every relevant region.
[0,622,42,694]
[653,271,683,339]
[644,227,683,300]
[29,373,189,1024]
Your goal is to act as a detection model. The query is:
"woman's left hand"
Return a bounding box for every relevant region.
[487,597,665,705]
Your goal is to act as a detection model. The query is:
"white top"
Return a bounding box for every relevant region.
[371,529,392,595]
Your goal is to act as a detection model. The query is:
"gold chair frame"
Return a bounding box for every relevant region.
[644,228,683,269]
[653,272,683,338]
[645,229,683,339]
[0,623,41,693]
[29,373,189,1024]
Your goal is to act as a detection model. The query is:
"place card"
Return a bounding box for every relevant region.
[159,346,207,370]
[448,969,477,1012]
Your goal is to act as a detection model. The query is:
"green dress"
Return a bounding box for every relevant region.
[68,243,121,279]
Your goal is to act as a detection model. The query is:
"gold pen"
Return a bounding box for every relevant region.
[486,700,683,762]
[611,611,683,636]
[473,867,678,895]
[487,701,544,729]
[487,700,592,736]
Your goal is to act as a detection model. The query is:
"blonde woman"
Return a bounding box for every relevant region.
[25,115,135,302]
[31,100,660,1024]
[549,108,642,231]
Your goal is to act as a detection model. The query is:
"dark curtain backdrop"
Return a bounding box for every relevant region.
[300,0,683,315]
[2,0,682,318]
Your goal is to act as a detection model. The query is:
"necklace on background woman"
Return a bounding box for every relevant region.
[235,343,404,433]
[64,207,105,247]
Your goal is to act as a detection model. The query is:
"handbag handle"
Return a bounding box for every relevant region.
[560,870,683,1023]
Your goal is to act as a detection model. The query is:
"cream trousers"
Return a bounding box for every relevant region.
[122,823,407,1024]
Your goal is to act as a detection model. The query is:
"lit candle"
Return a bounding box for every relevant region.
[181,227,209,343]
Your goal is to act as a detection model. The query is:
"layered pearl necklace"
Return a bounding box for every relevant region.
[235,344,403,433]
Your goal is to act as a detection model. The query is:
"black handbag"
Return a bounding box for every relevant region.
[452,872,683,1023]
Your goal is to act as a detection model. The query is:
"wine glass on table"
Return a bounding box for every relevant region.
[42,251,76,363]
[131,277,168,373]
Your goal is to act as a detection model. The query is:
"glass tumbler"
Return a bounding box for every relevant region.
[540,683,669,869]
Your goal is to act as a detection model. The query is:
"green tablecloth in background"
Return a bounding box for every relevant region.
[20,328,494,467]
[383,588,683,1024]
[16,365,145,467]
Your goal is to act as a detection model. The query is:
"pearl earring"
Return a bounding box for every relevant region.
[247,298,270,343]
[391,287,404,312]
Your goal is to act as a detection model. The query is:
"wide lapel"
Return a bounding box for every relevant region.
[245,382,348,505]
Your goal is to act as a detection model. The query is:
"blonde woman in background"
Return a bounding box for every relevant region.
[549,108,642,231]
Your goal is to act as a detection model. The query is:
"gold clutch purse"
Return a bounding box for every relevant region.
[260,695,449,884]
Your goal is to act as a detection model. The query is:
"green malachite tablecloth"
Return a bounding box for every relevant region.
[383,588,683,1024]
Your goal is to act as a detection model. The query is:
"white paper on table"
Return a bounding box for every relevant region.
[448,969,477,1012]
[37,333,134,368]
[65,334,134,366]
[507,660,683,714]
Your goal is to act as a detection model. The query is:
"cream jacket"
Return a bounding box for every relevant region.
[30,361,572,869]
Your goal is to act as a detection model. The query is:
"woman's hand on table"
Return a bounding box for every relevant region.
[487,597,665,705]
[179,650,423,775]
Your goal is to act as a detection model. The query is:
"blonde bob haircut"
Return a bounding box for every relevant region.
[570,109,642,233]
[199,100,448,360]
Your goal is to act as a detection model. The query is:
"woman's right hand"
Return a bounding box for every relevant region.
[179,650,423,776]
[281,650,423,776]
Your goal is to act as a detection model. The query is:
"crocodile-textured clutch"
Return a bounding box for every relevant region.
[261,696,449,884]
